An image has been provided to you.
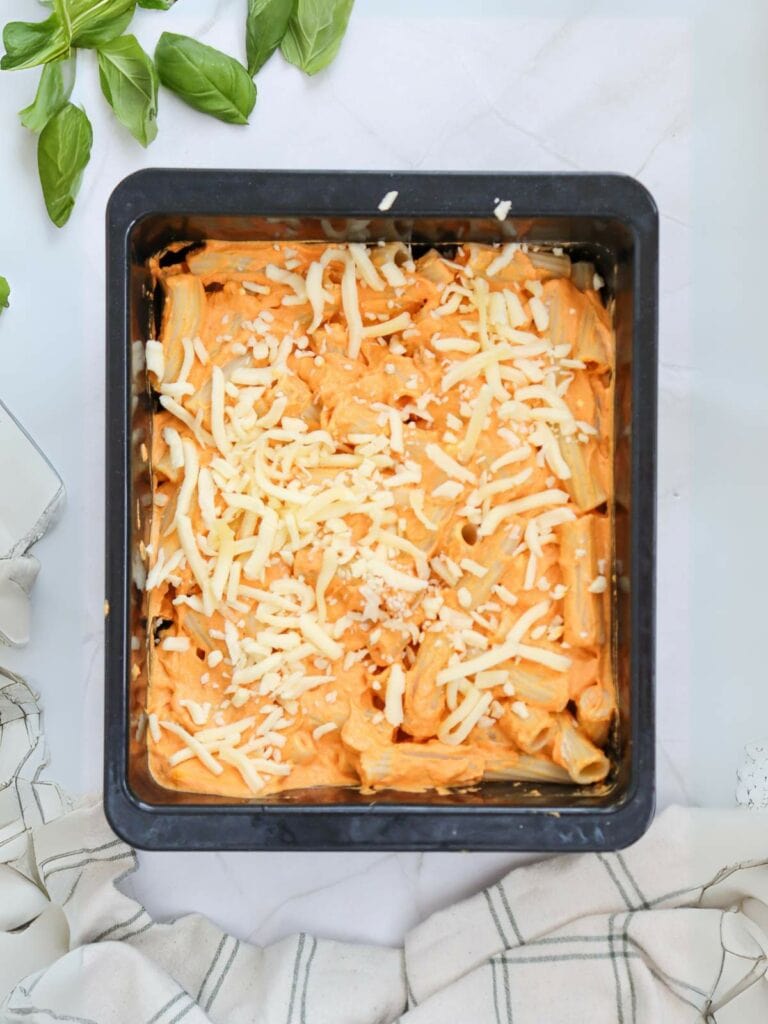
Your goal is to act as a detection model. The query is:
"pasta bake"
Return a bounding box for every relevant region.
[142,238,615,798]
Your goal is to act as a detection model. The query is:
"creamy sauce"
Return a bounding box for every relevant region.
[144,241,615,797]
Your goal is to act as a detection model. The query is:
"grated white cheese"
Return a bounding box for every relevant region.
[342,256,363,358]
[432,337,480,354]
[432,480,464,501]
[458,385,493,464]
[161,636,190,652]
[312,721,338,740]
[486,245,519,277]
[384,664,406,726]
[426,443,476,484]
[478,489,569,537]
[377,190,399,211]
[145,339,165,380]
[529,296,550,332]
[493,199,512,221]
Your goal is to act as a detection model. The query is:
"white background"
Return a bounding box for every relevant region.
[1,0,765,946]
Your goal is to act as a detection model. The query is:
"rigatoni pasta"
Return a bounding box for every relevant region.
[142,238,616,798]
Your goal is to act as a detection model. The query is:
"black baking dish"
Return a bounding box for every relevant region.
[105,170,657,851]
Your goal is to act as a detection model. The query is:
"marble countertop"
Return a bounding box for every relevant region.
[2,0,766,947]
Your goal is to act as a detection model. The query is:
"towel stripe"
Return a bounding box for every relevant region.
[146,992,184,1024]
[490,959,502,1024]
[483,888,511,947]
[495,883,524,946]
[285,933,306,1024]
[166,999,195,1024]
[300,936,318,1024]
[607,913,625,1024]
[37,838,123,872]
[196,934,227,1004]
[597,854,634,910]
[93,908,145,943]
[204,938,240,1013]
[501,955,514,1024]
[622,912,638,1024]
[616,853,649,909]
[43,850,134,881]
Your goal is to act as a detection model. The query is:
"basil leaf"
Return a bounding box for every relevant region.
[1,15,67,71]
[0,278,10,312]
[37,103,93,227]
[55,0,136,49]
[19,54,76,132]
[155,33,256,125]
[280,0,353,76]
[97,35,158,146]
[2,1,135,70]
[246,0,294,76]
[138,0,177,8]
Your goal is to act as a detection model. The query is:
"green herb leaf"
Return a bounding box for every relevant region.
[52,0,136,49]
[37,102,93,227]
[1,15,67,70]
[2,1,136,70]
[280,0,353,76]
[0,278,10,312]
[19,54,76,132]
[246,0,294,76]
[155,32,256,125]
[97,35,158,146]
[138,0,177,8]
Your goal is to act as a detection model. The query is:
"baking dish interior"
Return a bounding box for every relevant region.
[124,211,636,813]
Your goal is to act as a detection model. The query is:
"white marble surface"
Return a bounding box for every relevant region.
[1,0,765,947]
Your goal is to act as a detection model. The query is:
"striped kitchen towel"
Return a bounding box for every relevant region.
[2,675,768,1022]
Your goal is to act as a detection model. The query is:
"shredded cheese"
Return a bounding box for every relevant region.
[145,339,165,380]
[342,256,363,358]
[377,190,399,211]
[478,489,569,537]
[385,664,406,726]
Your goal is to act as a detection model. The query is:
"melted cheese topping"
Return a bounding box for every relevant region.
[143,240,615,798]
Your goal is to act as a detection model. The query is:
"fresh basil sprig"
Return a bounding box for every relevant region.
[2,0,355,227]
[155,32,256,125]
[97,34,158,146]
[2,0,135,70]
[19,54,76,132]
[63,0,136,48]
[281,0,353,76]
[38,103,93,227]
[0,278,10,313]
[1,15,66,70]
[246,0,294,76]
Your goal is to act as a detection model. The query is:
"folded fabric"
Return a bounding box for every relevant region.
[2,675,768,1023]
[0,400,64,647]
[0,556,40,647]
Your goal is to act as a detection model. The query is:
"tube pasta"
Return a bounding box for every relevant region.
[506,664,570,711]
[576,683,615,747]
[143,239,616,799]
[357,742,485,790]
[483,753,571,784]
[559,515,604,647]
[498,705,556,754]
[158,275,205,385]
[552,713,610,784]
[403,529,521,738]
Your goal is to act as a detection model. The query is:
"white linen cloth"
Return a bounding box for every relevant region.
[1,671,767,1023]
[0,401,64,647]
